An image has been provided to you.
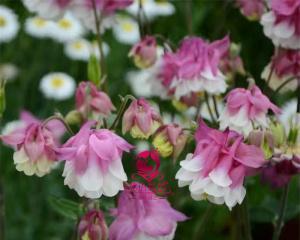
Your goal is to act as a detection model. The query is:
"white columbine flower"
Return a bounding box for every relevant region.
[112,15,139,45]
[49,12,84,43]
[39,72,76,100]
[0,5,19,43]
[25,16,53,38]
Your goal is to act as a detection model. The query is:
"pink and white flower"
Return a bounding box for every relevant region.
[109,182,187,240]
[236,0,266,20]
[0,111,65,177]
[75,81,115,121]
[122,98,161,139]
[261,0,300,49]
[219,85,281,136]
[58,121,133,198]
[175,120,265,209]
[159,36,230,99]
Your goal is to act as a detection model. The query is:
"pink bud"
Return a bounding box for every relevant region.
[122,98,161,139]
[129,36,157,69]
[76,82,115,120]
[78,210,108,240]
[236,0,265,20]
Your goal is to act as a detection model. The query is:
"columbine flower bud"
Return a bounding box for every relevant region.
[129,36,157,69]
[153,123,187,158]
[122,98,161,139]
[78,210,108,240]
[65,110,83,125]
[75,82,115,121]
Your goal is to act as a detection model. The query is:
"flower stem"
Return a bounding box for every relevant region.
[42,114,74,135]
[184,0,193,35]
[272,77,297,95]
[273,184,289,240]
[204,92,217,124]
[212,95,220,119]
[236,197,252,240]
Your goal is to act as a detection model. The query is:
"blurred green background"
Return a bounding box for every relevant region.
[0,0,299,239]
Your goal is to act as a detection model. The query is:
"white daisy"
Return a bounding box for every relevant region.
[0,63,18,81]
[25,16,53,38]
[49,12,84,43]
[39,72,76,100]
[0,5,19,43]
[64,38,91,61]
[113,15,140,45]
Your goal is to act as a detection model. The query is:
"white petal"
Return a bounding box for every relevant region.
[102,172,124,197]
[109,158,128,181]
[78,164,103,192]
[209,169,232,187]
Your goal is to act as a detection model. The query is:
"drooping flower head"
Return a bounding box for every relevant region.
[75,81,115,121]
[152,123,188,158]
[159,35,230,99]
[0,111,65,177]
[58,121,133,198]
[176,120,265,209]
[261,0,300,49]
[219,84,281,136]
[129,36,157,69]
[109,182,187,240]
[235,0,266,20]
[78,209,108,240]
[122,98,161,139]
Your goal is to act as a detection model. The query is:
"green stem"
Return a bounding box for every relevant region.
[184,0,193,35]
[212,96,220,119]
[236,198,252,240]
[42,114,74,135]
[272,77,297,95]
[204,92,216,124]
[193,204,213,239]
[273,184,289,240]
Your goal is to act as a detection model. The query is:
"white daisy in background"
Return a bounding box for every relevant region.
[49,12,84,43]
[0,5,19,43]
[64,38,91,61]
[0,63,19,82]
[112,15,140,45]
[39,72,76,100]
[126,0,175,21]
[25,16,53,38]
[126,70,153,98]
[90,40,110,59]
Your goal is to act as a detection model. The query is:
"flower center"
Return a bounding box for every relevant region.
[58,19,72,29]
[51,77,64,89]
[72,41,83,50]
[121,22,134,32]
[33,18,47,27]
[0,16,6,27]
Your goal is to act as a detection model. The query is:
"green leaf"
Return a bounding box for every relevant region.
[88,54,101,86]
[48,196,83,220]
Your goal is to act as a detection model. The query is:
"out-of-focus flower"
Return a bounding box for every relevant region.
[159,36,230,99]
[50,12,84,42]
[219,84,281,137]
[78,210,108,240]
[75,81,115,120]
[0,5,19,43]
[153,123,187,158]
[22,0,72,19]
[0,63,18,81]
[129,36,157,69]
[90,40,110,59]
[176,120,265,209]
[261,0,300,49]
[109,182,187,240]
[1,120,25,136]
[126,0,175,21]
[58,121,133,198]
[262,49,300,92]
[0,111,65,177]
[112,15,139,45]
[25,16,53,38]
[235,0,265,20]
[40,72,76,100]
[122,98,161,139]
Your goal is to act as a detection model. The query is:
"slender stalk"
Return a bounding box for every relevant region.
[184,0,193,35]
[193,204,213,239]
[42,114,74,135]
[212,96,220,119]
[236,198,252,240]
[272,184,289,240]
[91,0,108,92]
[272,77,297,95]
[297,79,300,112]
[204,92,216,124]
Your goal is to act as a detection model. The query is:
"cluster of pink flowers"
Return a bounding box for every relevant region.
[176,120,265,209]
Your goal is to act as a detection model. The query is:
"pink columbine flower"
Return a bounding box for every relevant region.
[109,182,187,240]
[129,36,157,69]
[76,81,115,121]
[152,123,188,158]
[175,120,265,209]
[159,35,230,99]
[261,0,300,49]
[0,111,65,177]
[236,0,266,20]
[262,49,300,92]
[78,209,108,240]
[122,98,161,139]
[57,121,133,198]
[219,85,281,137]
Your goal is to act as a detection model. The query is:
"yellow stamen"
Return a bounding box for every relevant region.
[0,16,6,27]
[121,22,134,32]
[51,77,64,89]
[33,18,47,27]
[58,19,72,29]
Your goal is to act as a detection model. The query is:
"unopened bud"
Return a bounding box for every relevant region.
[65,110,83,125]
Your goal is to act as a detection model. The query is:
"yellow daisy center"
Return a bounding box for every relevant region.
[33,18,47,27]
[51,77,65,89]
[121,22,134,32]
[58,19,72,29]
[72,41,84,50]
[0,16,6,27]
